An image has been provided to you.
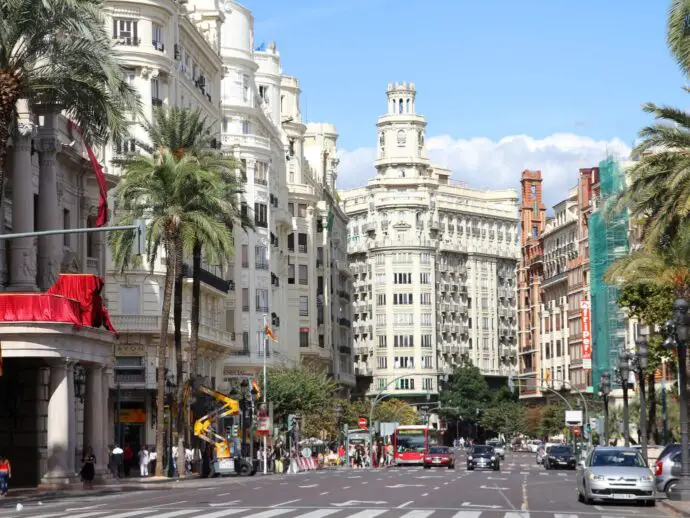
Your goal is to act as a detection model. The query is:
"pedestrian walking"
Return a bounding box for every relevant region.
[112,445,124,478]
[138,446,150,477]
[0,455,11,497]
[80,447,96,489]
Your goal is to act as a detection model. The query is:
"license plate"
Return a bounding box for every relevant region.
[219,460,233,469]
[433,460,441,464]
[614,494,636,500]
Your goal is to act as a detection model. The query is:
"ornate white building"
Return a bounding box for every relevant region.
[341,83,520,404]
[102,0,230,449]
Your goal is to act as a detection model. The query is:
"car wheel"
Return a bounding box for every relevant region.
[467,466,474,471]
[238,462,251,477]
[448,464,454,469]
[647,499,657,507]
[666,480,678,499]
[582,483,593,505]
[578,490,584,503]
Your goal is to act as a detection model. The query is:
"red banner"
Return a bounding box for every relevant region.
[581,301,592,370]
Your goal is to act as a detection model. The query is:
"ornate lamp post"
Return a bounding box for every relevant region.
[334,402,343,447]
[634,335,649,463]
[664,299,690,501]
[598,371,611,445]
[618,350,632,447]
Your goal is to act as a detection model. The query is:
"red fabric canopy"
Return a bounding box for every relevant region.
[0,274,117,334]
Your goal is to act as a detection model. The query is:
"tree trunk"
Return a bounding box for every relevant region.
[647,371,657,444]
[155,240,175,477]
[189,240,202,379]
[173,235,186,476]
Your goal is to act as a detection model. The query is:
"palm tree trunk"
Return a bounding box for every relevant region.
[155,241,175,477]
[648,371,657,444]
[189,241,202,378]
[173,235,185,476]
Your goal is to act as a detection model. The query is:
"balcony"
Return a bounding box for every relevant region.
[354,344,371,355]
[182,263,231,293]
[110,315,236,349]
[339,318,351,328]
[337,371,356,387]
[221,133,271,151]
[114,371,146,385]
[152,97,163,107]
[152,40,165,52]
[355,365,373,376]
[339,345,352,355]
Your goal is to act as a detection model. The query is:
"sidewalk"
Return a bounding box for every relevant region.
[662,499,690,517]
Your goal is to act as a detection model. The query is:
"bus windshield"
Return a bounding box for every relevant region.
[396,432,426,453]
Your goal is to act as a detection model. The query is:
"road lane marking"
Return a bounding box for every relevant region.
[343,486,351,489]
[196,510,249,518]
[53,513,107,518]
[421,493,429,496]
[299,484,318,488]
[143,510,199,518]
[269,499,301,508]
[64,505,108,512]
[343,510,387,518]
[93,511,154,518]
[400,511,433,518]
[504,513,530,518]
[216,492,233,497]
[397,501,414,508]
[241,510,296,518]
[554,515,579,518]
[320,492,329,495]
[209,501,241,507]
[153,501,189,508]
[450,512,482,518]
[294,510,340,518]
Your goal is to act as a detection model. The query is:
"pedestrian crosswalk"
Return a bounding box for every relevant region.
[0,507,658,518]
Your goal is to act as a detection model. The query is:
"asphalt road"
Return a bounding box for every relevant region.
[0,451,673,518]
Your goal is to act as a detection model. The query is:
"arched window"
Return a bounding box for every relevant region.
[406,99,410,113]
[399,99,403,113]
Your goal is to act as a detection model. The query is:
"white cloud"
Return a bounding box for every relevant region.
[336,133,631,208]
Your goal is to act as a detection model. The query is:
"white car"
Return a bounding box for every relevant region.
[528,440,542,453]
[487,440,505,459]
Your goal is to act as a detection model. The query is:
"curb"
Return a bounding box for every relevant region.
[661,499,690,517]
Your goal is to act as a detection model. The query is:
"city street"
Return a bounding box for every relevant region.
[0,452,672,518]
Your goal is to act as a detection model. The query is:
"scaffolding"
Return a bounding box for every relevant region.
[588,157,629,392]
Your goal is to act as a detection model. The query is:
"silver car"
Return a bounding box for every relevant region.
[487,439,505,459]
[576,447,655,507]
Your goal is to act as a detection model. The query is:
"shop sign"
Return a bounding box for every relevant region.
[120,408,146,424]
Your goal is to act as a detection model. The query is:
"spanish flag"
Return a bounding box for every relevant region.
[264,324,278,343]
[251,378,261,399]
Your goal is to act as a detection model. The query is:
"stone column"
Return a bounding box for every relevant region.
[84,366,104,473]
[42,360,77,484]
[8,107,37,292]
[102,368,112,463]
[37,114,61,290]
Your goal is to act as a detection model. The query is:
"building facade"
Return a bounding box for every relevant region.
[342,83,520,404]
[102,0,230,449]
[0,106,115,487]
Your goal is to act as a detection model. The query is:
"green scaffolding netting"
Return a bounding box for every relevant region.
[588,157,629,392]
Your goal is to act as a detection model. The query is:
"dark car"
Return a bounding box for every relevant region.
[467,445,500,471]
[424,446,455,469]
[544,445,576,470]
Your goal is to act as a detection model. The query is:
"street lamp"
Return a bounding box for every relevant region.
[165,372,176,478]
[334,402,343,447]
[599,372,611,445]
[634,335,649,463]
[618,350,632,447]
[664,298,690,501]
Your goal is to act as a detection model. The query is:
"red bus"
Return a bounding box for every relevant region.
[393,425,441,465]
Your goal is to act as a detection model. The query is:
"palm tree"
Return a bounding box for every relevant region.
[0,0,139,216]
[667,0,690,78]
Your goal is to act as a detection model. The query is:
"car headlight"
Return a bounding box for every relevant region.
[639,475,653,482]
[491,456,496,461]
[588,472,604,481]
[468,456,473,460]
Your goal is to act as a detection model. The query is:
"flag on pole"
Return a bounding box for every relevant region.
[251,378,261,399]
[67,121,109,227]
[264,323,278,343]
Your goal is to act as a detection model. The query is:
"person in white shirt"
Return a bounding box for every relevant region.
[138,446,150,477]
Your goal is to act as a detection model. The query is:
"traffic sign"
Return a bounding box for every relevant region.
[358,417,367,428]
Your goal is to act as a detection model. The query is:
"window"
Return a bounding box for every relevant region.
[112,19,139,46]
[259,85,270,104]
[299,264,308,285]
[298,204,307,218]
[242,120,250,134]
[255,245,268,270]
[241,288,249,311]
[242,75,249,101]
[393,293,413,305]
[298,233,307,253]
[299,329,309,348]
[393,313,414,326]
[420,272,430,284]
[287,233,294,252]
[63,209,70,246]
[420,313,432,326]
[376,294,386,306]
[393,335,414,347]
[120,285,140,314]
[376,314,386,326]
[254,203,268,227]
[394,272,412,284]
[377,335,387,349]
[420,293,431,305]
[152,23,164,50]
[422,378,433,390]
[394,356,414,368]
[255,289,268,312]
[421,334,432,348]
[288,203,294,216]
[255,162,268,185]
[151,78,161,105]
[241,245,249,268]
[376,254,385,265]
[420,252,431,264]
[288,264,295,284]
[299,296,309,316]
[377,356,387,369]
[396,378,415,390]
[422,356,433,368]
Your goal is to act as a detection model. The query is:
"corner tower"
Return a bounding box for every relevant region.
[375,82,429,179]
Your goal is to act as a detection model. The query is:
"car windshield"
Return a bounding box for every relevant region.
[428,447,449,454]
[591,451,646,468]
[396,434,426,453]
[473,446,493,454]
[550,446,573,455]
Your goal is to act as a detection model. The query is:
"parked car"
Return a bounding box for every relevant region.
[486,439,506,460]
[467,445,500,471]
[424,446,455,469]
[654,443,684,498]
[544,444,576,470]
[576,447,655,507]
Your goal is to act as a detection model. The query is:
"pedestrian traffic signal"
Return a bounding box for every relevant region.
[232,425,239,437]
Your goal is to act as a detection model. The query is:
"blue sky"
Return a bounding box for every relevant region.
[246,0,688,204]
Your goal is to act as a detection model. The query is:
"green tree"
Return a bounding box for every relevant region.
[667,0,690,77]
[375,399,418,425]
[0,0,139,218]
[439,363,492,421]
[480,402,526,437]
[538,403,568,439]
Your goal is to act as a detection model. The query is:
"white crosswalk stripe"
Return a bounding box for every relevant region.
[339,511,388,518]
[450,512,482,518]
[194,509,250,518]
[240,510,296,518]
[400,512,434,518]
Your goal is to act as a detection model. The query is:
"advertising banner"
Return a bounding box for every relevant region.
[581,301,592,370]
[256,403,271,436]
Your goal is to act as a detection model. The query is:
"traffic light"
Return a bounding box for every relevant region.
[232,425,239,438]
